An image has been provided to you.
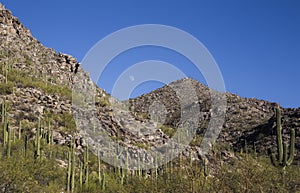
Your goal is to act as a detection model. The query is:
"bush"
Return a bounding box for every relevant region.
[0,82,14,95]
[159,125,176,137]
[7,69,72,100]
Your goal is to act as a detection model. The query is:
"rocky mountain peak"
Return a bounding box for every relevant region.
[0,3,32,40]
[0,3,5,10]
[129,76,300,162]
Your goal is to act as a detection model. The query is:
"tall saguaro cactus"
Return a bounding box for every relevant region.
[1,98,6,124]
[6,122,11,158]
[67,151,71,193]
[271,107,295,168]
[67,140,76,193]
[35,119,41,160]
[84,145,89,188]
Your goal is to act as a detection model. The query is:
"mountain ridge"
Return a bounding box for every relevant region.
[128,77,300,162]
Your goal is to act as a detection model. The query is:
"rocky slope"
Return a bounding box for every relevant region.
[0,3,175,168]
[128,78,300,163]
[0,2,299,168]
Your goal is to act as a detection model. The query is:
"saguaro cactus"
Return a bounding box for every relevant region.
[6,122,11,158]
[97,149,102,185]
[84,145,89,188]
[67,151,71,193]
[35,119,41,159]
[1,98,6,124]
[271,107,295,168]
[24,135,28,157]
[18,120,22,140]
[67,140,76,193]
[3,114,8,145]
[79,161,83,191]
[102,171,106,191]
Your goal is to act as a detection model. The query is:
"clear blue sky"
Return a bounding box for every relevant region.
[1,0,299,108]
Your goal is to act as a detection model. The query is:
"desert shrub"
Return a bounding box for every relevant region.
[159,125,176,137]
[7,69,72,100]
[0,82,13,95]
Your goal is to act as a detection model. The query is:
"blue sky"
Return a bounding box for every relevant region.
[1,0,300,107]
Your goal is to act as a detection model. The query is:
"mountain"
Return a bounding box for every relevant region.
[128,78,300,161]
[0,3,299,192]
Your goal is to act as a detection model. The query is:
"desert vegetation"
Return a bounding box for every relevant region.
[0,114,299,192]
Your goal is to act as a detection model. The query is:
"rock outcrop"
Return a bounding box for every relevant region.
[128,78,300,163]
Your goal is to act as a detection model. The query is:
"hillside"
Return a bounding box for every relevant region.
[0,3,299,192]
[128,78,300,162]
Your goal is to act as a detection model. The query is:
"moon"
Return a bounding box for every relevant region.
[129,75,135,81]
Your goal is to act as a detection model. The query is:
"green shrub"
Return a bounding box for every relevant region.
[44,111,77,133]
[7,69,72,100]
[98,98,110,107]
[190,134,203,146]
[0,82,14,95]
[159,125,176,137]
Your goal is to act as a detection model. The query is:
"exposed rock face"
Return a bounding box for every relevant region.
[0,3,80,87]
[128,78,300,162]
[0,3,107,146]
[0,2,299,167]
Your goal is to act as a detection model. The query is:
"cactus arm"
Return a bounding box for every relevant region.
[286,129,295,166]
[271,153,279,167]
[282,143,288,165]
